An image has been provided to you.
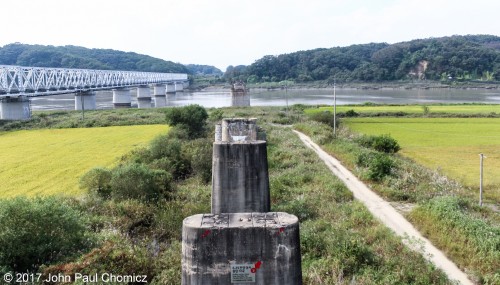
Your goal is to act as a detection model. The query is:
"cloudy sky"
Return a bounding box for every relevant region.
[1,0,499,71]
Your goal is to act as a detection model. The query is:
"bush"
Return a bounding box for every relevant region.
[110,163,173,202]
[79,167,112,198]
[356,152,395,181]
[309,111,336,128]
[356,134,400,153]
[0,197,91,272]
[165,104,208,138]
[183,138,213,184]
[345,109,359,117]
[149,135,191,180]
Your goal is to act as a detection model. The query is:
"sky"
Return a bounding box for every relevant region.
[1,0,500,71]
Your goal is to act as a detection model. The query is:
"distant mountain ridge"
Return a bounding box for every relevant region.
[0,43,190,74]
[227,34,500,83]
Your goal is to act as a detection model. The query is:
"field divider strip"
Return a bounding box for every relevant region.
[292,129,473,285]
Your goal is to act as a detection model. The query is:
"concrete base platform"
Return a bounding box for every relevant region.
[182,212,302,285]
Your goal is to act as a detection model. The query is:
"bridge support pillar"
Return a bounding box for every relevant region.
[113,88,131,108]
[0,96,31,120]
[166,83,176,94]
[153,85,166,96]
[137,86,152,108]
[75,91,96,111]
[175,81,184,92]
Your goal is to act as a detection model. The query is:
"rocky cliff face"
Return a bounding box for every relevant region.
[408,60,429,80]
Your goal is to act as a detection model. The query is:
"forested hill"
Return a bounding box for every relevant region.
[230,35,500,83]
[0,43,189,73]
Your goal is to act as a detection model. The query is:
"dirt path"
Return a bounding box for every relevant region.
[293,130,473,285]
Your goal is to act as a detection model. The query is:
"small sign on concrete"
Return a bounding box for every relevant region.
[230,263,256,283]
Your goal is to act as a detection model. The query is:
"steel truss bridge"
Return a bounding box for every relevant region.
[0,65,188,98]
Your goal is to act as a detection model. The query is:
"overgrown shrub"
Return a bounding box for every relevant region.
[79,167,112,199]
[110,163,173,202]
[356,151,395,181]
[149,135,191,180]
[356,134,400,153]
[309,111,336,128]
[0,197,91,272]
[345,109,359,117]
[164,104,208,138]
[183,138,213,184]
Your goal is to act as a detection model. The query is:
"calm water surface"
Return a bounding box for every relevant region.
[30,88,500,111]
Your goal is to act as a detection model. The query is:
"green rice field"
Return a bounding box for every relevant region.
[344,117,500,202]
[307,104,500,115]
[0,125,169,197]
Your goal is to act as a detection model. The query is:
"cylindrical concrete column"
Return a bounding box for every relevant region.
[182,212,302,285]
[0,96,31,120]
[137,86,152,108]
[166,83,176,94]
[175,81,184,92]
[75,91,96,111]
[211,141,270,214]
[153,85,166,96]
[112,88,131,107]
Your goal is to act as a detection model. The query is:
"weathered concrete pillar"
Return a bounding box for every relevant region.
[0,96,31,120]
[182,212,302,285]
[220,118,258,142]
[154,95,167,108]
[112,88,131,107]
[153,84,166,96]
[175,81,184,92]
[75,91,96,111]
[137,86,152,108]
[166,82,176,94]
[212,141,270,214]
[212,118,268,214]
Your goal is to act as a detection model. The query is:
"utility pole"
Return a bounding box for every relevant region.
[333,78,337,136]
[479,153,486,206]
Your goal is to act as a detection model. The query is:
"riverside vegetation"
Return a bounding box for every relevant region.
[299,105,500,284]
[0,105,457,284]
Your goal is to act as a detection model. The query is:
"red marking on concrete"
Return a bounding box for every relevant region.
[201,229,211,238]
[254,261,262,269]
[276,227,285,235]
[251,268,256,273]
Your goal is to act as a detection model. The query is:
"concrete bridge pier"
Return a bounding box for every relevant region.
[136,86,152,108]
[175,81,184,92]
[153,85,166,108]
[0,96,31,120]
[166,82,176,94]
[75,91,96,111]
[112,88,131,108]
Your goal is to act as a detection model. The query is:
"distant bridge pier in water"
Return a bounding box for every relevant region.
[166,82,176,93]
[75,91,96,111]
[137,86,152,108]
[112,88,132,108]
[153,84,167,108]
[0,95,31,120]
[175,81,184,92]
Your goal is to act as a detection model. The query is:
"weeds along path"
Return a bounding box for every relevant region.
[293,130,474,285]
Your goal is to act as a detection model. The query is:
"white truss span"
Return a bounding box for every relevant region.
[0,65,188,97]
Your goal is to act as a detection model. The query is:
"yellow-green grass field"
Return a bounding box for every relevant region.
[306,104,500,115]
[344,117,500,203]
[0,125,169,197]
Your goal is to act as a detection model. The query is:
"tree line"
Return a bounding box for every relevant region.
[224,35,500,83]
[0,43,189,73]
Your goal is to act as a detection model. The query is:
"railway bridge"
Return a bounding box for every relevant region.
[0,65,188,120]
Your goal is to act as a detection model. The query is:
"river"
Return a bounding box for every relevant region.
[30,88,500,111]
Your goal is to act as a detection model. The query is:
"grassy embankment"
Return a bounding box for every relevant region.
[300,104,500,284]
[0,107,451,284]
